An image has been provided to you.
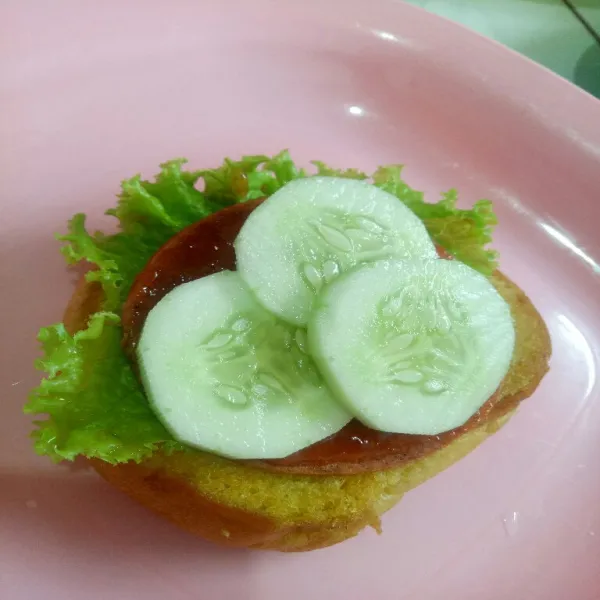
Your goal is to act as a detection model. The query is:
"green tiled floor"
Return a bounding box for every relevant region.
[570,0,600,24]
[406,0,600,98]
[569,0,600,97]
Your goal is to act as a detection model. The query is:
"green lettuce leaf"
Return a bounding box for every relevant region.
[372,166,497,273]
[25,313,182,463]
[25,151,498,464]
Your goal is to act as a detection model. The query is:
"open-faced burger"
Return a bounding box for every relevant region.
[26,152,551,551]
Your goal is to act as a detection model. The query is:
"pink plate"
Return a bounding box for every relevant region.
[2,1,600,598]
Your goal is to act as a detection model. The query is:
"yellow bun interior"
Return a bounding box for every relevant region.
[65,268,550,551]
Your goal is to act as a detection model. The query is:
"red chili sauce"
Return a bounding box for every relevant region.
[122,200,510,474]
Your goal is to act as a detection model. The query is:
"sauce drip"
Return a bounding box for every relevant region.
[122,200,510,474]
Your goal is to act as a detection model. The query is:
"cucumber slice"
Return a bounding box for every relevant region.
[308,260,515,435]
[137,271,352,459]
[235,177,436,326]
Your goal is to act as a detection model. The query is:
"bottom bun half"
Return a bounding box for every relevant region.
[65,272,546,552]
[91,414,511,551]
